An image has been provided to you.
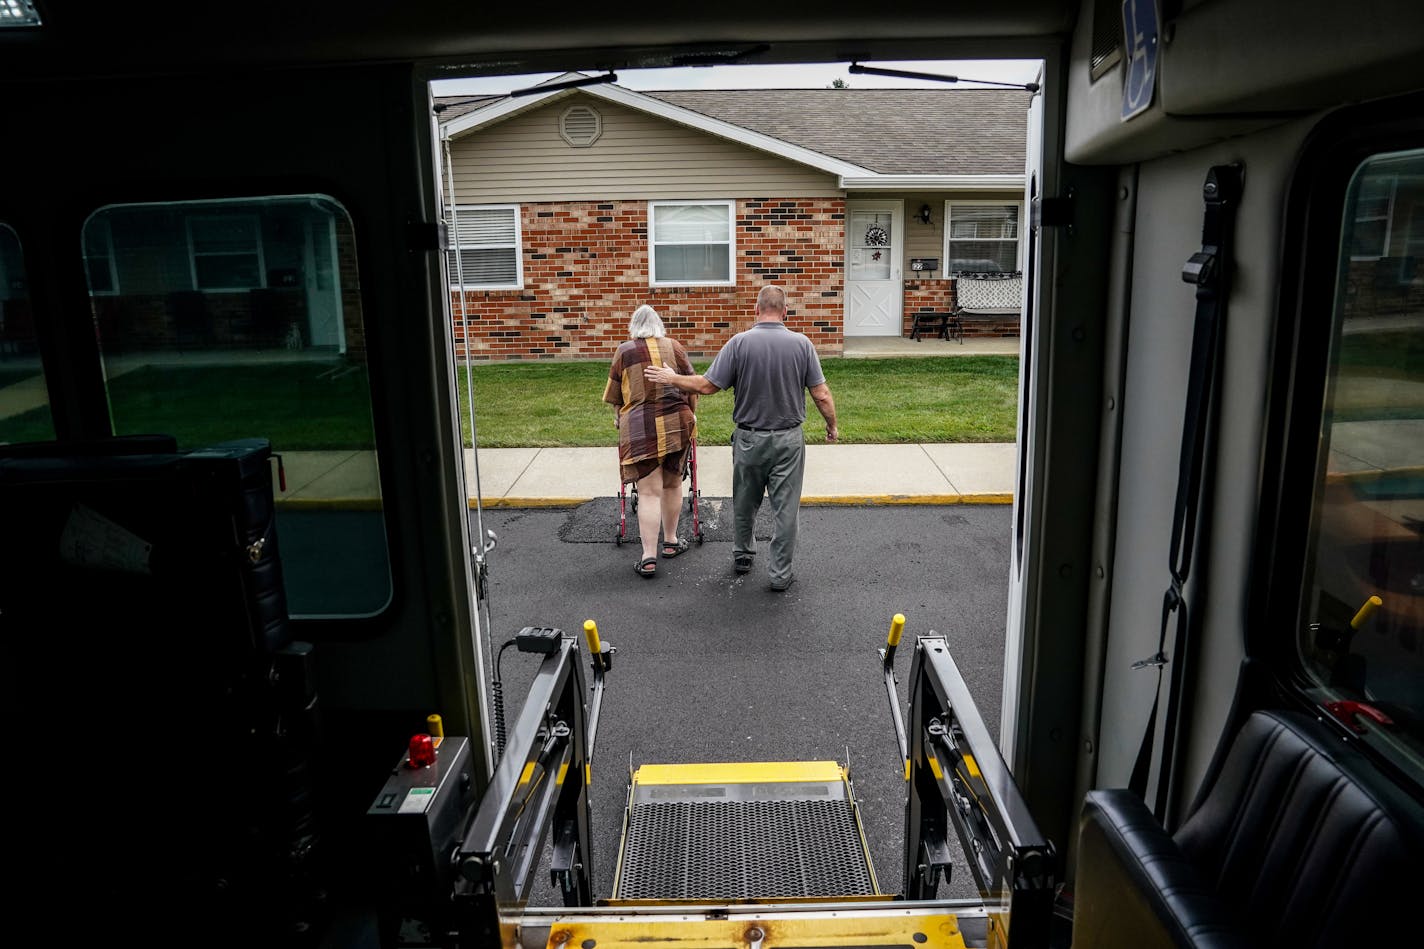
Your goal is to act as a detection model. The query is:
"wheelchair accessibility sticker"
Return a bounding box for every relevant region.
[1122,0,1159,121]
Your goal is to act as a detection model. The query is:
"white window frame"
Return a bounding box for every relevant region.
[942,200,1023,275]
[1349,174,1396,261]
[447,203,523,291]
[83,216,120,296]
[648,200,736,287]
[0,223,21,302]
[186,214,266,292]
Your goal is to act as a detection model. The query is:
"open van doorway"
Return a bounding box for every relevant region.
[429,56,1045,903]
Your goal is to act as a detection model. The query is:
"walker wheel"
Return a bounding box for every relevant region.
[615,531,623,546]
[695,532,704,545]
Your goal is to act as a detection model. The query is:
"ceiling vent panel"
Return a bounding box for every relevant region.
[1090,0,1123,81]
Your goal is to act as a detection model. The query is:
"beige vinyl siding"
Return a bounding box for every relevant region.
[844,190,1020,279]
[448,94,842,202]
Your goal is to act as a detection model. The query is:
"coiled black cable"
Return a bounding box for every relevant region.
[491,639,517,760]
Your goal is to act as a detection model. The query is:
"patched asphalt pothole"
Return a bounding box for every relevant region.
[558,496,774,544]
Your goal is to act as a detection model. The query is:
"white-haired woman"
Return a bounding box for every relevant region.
[602,304,698,577]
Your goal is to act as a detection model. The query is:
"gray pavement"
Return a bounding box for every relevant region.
[475,503,1012,903]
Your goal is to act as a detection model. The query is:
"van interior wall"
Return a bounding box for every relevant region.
[1094,115,1317,817]
[1062,0,1424,823]
[0,67,483,778]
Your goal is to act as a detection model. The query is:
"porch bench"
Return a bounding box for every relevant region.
[950,273,1021,342]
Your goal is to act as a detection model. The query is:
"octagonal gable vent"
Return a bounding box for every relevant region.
[560,105,603,147]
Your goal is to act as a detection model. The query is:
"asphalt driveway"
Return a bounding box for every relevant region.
[471,502,1012,903]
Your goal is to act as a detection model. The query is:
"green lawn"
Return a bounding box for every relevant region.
[1337,329,1424,379]
[0,362,377,449]
[0,355,1021,450]
[0,368,39,389]
[1333,329,1424,421]
[458,356,1020,447]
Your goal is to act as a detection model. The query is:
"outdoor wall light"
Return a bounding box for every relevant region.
[917,204,933,225]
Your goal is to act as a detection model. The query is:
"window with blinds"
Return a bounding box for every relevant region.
[188,215,265,290]
[649,200,735,285]
[943,202,1022,275]
[446,204,522,289]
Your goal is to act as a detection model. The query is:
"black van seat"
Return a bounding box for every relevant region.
[1073,709,1424,948]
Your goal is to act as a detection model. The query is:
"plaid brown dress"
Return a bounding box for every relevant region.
[603,336,697,484]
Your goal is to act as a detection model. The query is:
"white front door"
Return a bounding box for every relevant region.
[303,216,346,351]
[844,201,903,336]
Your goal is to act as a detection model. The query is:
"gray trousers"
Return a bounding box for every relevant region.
[731,426,805,585]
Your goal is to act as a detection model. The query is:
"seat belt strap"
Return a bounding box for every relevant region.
[1129,164,1244,820]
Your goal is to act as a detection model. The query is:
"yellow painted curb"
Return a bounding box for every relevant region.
[801,493,1013,505]
[1325,465,1424,484]
[472,497,589,508]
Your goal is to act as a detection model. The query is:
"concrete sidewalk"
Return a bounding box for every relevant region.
[464,444,1016,506]
[273,443,1017,508]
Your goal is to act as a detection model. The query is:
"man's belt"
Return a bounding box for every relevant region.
[735,423,799,432]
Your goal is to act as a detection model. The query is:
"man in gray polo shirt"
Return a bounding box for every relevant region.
[645,285,838,591]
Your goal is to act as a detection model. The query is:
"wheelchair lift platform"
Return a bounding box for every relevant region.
[611,761,881,902]
[378,621,1055,947]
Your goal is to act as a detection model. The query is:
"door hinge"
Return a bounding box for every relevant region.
[407,219,446,253]
[1031,195,1074,229]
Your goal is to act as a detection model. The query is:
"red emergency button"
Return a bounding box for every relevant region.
[408,733,436,768]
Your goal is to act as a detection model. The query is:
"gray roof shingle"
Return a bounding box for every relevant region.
[646,88,1030,175]
[432,94,502,124]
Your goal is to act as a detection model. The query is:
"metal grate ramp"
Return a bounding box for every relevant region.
[612,761,880,901]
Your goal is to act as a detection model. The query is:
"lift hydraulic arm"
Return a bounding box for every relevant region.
[452,625,611,948]
[894,634,1056,949]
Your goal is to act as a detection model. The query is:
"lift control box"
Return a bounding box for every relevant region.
[367,735,476,930]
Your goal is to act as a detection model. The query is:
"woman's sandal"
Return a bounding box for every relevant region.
[661,537,690,558]
[634,557,658,577]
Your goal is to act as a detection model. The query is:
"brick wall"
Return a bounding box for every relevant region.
[902,280,956,337]
[452,198,846,361]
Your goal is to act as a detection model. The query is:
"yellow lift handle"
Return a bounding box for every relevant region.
[426,713,444,739]
[882,613,910,770]
[887,613,906,649]
[1351,595,1383,630]
[584,618,608,672]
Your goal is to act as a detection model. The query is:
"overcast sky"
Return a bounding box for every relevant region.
[431,60,1042,96]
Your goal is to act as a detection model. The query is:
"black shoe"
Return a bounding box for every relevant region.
[770,573,796,592]
[734,554,753,575]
